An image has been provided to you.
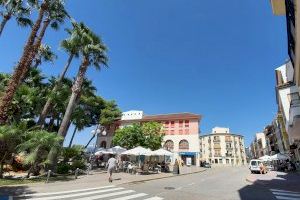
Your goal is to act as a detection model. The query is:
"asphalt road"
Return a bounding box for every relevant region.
[119,166,298,200]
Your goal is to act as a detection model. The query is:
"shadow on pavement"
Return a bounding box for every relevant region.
[238,171,300,200]
[0,185,35,196]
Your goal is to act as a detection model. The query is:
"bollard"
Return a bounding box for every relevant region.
[75,168,79,179]
[86,164,90,175]
[45,170,51,183]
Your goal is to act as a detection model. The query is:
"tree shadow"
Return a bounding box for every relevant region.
[238,172,300,200]
[0,185,35,197]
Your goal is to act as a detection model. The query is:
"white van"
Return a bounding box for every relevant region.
[249,159,263,173]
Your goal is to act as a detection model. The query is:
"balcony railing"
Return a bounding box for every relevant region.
[213,139,220,142]
[214,154,222,157]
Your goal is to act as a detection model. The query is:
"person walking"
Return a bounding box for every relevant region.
[106,154,117,183]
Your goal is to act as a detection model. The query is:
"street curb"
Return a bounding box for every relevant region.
[0,169,206,188]
[245,177,254,183]
[117,169,207,186]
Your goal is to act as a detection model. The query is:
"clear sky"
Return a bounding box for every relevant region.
[0,0,287,147]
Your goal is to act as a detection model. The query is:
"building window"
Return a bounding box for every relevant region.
[170,121,175,128]
[170,130,174,135]
[164,121,169,128]
[100,141,107,148]
[179,140,189,150]
[179,129,183,135]
[164,140,174,151]
[184,129,189,135]
[226,159,229,164]
[219,159,223,164]
[179,120,183,128]
[185,120,189,127]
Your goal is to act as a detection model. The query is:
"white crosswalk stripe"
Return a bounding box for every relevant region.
[14,185,164,200]
[270,189,300,200]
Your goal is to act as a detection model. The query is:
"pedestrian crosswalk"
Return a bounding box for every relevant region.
[270,189,300,200]
[13,185,164,200]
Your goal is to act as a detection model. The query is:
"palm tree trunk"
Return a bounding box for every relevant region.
[58,59,89,138]
[48,59,89,172]
[68,126,77,148]
[38,54,74,126]
[0,14,10,37]
[85,134,96,149]
[0,6,46,124]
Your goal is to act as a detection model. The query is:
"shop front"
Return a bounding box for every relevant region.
[179,152,197,166]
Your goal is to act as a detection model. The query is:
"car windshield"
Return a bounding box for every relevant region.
[251,161,257,166]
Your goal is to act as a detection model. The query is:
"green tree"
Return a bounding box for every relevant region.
[0,124,24,178]
[18,129,63,177]
[85,100,121,148]
[0,0,32,37]
[112,122,164,150]
[0,0,68,124]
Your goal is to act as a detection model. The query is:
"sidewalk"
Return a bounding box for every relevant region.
[0,166,206,196]
[246,171,300,192]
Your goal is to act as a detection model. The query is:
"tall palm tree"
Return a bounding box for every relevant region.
[0,0,33,37]
[38,25,81,126]
[0,0,67,124]
[58,24,108,139]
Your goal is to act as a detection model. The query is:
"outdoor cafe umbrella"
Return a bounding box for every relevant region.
[152,149,173,156]
[110,146,127,155]
[121,146,153,156]
[259,155,272,162]
[270,153,290,161]
[121,146,153,167]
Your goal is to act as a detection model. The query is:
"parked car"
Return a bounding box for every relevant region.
[249,159,265,174]
[203,162,211,168]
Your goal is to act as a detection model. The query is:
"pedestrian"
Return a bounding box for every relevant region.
[106,154,117,182]
[173,159,180,175]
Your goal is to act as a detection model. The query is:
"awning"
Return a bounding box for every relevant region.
[179,152,196,156]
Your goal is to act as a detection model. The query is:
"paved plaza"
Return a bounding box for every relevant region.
[1,166,300,200]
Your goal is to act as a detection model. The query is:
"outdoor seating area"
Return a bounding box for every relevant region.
[90,146,173,175]
[258,153,298,172]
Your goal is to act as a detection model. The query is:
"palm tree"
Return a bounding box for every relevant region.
[0,0,68,124]
[18,130,63,177]
[33,44,57,68]
[47,24,108,170]
[58,23,108,139]
[0,0,33,37]
[38,25,82,126]
[0,124,23,178]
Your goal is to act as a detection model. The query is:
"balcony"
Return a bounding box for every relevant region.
[214,144,221,149]
[209,153,212,157]
[214,154,222,157]
[270,0,286,15]
[225,154,233,157]
[213,139,220,143]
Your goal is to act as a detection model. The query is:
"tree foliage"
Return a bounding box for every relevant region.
[112,122,164,150]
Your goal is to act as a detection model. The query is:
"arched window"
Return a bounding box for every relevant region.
[100,141,107,148]
[179,140,189,150]
[163,140,174,151]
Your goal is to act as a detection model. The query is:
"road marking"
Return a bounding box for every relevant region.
[271,189,300,194]
[110,193,148,200]
[270,189,300,200]
[275,196,300,200]
[273,192,300,197]
[75,190,135,200]
[144,197,164,200]
[21,185,115,197]
[188,182,195,186]
[27,187,124,200]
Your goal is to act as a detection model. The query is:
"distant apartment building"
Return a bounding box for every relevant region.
[97,110,202,166]
[249,133,268,159]
[269,0,300,162]
[199,127,246,166]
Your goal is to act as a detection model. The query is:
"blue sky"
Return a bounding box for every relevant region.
[0,0,287,147]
